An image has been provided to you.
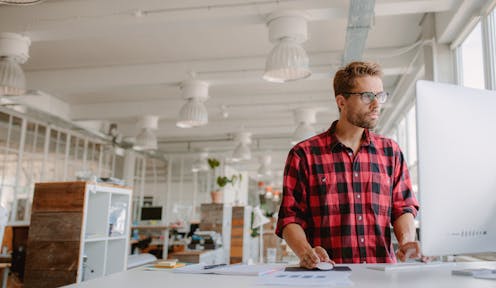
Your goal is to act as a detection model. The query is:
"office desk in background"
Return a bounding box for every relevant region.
[63,261,496,288]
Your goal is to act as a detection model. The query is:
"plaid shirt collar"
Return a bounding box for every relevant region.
[326,120,374,153]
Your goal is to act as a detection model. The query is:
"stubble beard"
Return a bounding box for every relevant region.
[347,110,378,129]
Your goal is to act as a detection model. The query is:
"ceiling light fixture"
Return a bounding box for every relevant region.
[191,151,209,173]
[232,132,252,162]
[176,79,209,128]
[263,11,311,83]
[0,0,46,5]
[257,154,273,178]
[291,108,317,145]
[134,115,159,151]
[0,33,30,96]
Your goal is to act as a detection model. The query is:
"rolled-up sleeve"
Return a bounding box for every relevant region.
[391,146,419,223]
[276,148,309,238]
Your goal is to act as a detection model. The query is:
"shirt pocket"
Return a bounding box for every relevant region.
[371,173,392,218]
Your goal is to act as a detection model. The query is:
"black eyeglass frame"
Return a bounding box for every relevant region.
[341,91,389,104]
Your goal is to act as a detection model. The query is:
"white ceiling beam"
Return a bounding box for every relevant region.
[436,0,488,44]
[26,46,410,97]
[0,1,455,42]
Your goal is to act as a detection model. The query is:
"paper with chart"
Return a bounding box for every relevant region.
[256,270,353,286]
[172,263,284,276]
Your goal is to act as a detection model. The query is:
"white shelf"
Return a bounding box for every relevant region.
[108,235,127,241]
[80,183,132,282]
[84,237,107,243]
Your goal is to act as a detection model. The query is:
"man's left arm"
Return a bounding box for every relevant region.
[390,146,420,261]
[393,212,420,261]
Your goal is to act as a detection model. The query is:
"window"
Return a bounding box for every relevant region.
[458,22,486,89]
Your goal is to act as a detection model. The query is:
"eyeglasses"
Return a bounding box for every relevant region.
[342,91,389,104]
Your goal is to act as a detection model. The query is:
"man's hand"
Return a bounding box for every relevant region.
[396,241,421,262]
[299,246,335,269]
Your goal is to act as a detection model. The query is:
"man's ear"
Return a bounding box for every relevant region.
[335,95,346,111]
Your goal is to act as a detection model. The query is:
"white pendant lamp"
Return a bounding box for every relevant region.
[0,33,30,96]
[191,151,209,173]
[176,79,209,128]
[232,132,252,162]
[291,108,317,145]
[257,154,272,178]
[263,11,311,83]
[134,115,159,151]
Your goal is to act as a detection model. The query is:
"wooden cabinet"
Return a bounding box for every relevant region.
[230,206,252,264]
[24,182,132,288]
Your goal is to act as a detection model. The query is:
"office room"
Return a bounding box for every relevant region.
[0,0,495,287]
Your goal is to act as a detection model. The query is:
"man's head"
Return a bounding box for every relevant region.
[333,61,387,129]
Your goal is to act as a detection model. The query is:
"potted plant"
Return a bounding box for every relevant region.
[208,158,242,203]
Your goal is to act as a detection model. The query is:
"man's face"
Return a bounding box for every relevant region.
[340,76,383,129]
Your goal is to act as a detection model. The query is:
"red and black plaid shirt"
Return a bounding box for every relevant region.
[276,121,419,264]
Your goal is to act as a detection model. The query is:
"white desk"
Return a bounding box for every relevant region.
[63,261,496,288]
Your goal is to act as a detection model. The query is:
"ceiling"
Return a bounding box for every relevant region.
[0,0,487,180]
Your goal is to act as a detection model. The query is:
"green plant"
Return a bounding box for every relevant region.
[207,158,242,190]
[207,158,220,170]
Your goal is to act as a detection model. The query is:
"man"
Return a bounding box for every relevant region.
[276,61,420,268]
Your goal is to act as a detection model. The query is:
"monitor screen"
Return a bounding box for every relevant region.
[416,80,496,256]
[140,206,162,221]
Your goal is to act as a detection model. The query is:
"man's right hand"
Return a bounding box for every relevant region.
[299,246,335,269]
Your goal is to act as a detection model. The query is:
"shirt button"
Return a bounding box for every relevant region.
[358,215,362,221]
[360,238,364,243]
[354,173,358,177]
[356,194,361,199]
[348,152,352,156]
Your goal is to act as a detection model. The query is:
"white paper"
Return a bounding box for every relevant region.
[172,263,284,276]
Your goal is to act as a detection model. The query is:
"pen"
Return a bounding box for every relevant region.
[203,263,227,270]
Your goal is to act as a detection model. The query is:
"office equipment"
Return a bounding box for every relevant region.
[62,261,496,288]
[285,266,351,272]
[316,262,333,270]
[451,268,496,276]
[24,182,132,287]
[367,261,456,272]
[140,206,162,221]
[416,80,496,257]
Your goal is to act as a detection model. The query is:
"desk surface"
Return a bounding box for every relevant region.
[64,261,496,288]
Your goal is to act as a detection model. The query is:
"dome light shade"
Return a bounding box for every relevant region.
[0,57,26,96]
[291,122,315,145]
[257,154,272,178]
[191,152,209,172]
[176,98,208,128]
[134,115,159,151]
[263,37,311,83]
[232,132,252,161]
[0,33,30,96]
[176,79,209,128]
[232,142,251,161]
[134,128,157,151]
[263,11,311,83]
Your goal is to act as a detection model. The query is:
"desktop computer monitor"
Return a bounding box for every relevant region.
[140,206,162,221]
[416,80,496,257]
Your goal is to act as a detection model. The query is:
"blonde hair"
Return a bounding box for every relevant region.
[333,61,383,97]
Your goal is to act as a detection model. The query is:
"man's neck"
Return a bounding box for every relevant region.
[335,119,365,154]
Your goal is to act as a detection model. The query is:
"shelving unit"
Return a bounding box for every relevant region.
[24,181,132,287]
